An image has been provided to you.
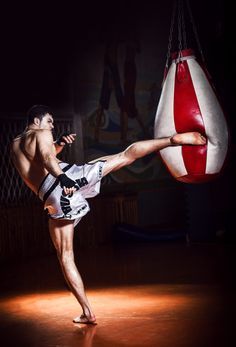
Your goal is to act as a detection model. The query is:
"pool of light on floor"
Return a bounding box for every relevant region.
[0,284,219,347]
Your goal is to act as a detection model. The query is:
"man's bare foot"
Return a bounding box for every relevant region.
[73,314,97,325]
[170,132,206,146]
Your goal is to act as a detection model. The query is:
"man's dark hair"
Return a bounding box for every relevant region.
[27,105,52,125]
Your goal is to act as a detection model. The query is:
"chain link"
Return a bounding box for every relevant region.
[181,0,187,49]
[165,0,177,68]
[177,0,187,62]
[164,0,205,77]
[178,0,183,54]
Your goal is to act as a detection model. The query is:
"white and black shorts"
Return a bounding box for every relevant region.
[38,161,105,226]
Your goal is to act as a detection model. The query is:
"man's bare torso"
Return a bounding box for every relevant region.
[11,129,59,194]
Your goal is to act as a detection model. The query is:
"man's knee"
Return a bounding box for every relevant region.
[102,151,134,176]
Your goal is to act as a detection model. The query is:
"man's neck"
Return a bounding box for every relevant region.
[27,125,38,131]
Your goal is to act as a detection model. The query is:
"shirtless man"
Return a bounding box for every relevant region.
[10,105,206,324]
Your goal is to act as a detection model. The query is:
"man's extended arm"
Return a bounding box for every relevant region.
[54,133,77,155]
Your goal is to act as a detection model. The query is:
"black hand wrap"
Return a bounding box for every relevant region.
[58,173,77,189]
[56,132,70,146]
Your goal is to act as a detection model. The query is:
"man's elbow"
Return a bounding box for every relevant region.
[42,153,56,165]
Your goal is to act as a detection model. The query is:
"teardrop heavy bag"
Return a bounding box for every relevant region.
[154,49,229,183]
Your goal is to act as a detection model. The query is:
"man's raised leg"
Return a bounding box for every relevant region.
[96,132,206,177]
[48,218,97,324]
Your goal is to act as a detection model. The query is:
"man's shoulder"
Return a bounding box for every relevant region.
[35,129,54,145]
[35,129,53,138]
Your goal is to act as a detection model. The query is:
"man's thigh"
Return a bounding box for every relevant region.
[48,219,74,251]
[88,151,133,177]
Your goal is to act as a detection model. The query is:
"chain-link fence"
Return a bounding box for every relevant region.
[0,114,74,207]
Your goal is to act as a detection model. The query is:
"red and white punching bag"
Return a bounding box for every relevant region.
[154,49,229,183]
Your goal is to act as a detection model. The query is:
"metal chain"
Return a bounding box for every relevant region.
[178,0,183,55]
[181,0,187,49]
[165,0,177,68]
[186,0,205,62]
[178,0,182,52]
[165,0,204,66]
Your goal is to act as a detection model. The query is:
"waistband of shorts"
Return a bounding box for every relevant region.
[38,163,73,202]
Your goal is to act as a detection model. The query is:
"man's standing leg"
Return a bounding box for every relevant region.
[48,219,96,324]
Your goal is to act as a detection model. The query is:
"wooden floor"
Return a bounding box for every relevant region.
[0,241,235,347]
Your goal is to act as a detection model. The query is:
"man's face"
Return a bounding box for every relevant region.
[39,113,54,131]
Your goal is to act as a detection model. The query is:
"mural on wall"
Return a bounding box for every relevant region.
[81,33,167,187]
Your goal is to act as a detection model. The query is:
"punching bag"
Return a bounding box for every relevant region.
[154,48,229,183]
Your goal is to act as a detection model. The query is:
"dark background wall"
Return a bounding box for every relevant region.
[0,0,235,251]
[0,0,234,115]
